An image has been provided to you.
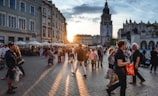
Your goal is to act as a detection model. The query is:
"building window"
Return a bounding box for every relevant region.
[30,6,35,15]
[19,18,26,30]
[20,1,25,12]
[18,37,23,41]
[43,8,46,15]
[8,36,15,42]
[48,19,51,26]
[0,0,4,6]
[48,9,51,16]
[48,28,51,37]
[42,17,46,24]
[9,0,16,9]
[0,36,5,43]
[30,21,35,31]
[8,15,16,28]
[0,13,5,27]
[26,37,29,41]
[43,27,46,37]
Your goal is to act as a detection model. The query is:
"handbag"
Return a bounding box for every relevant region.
[16,57,25,65]
[126,63,135,76]
[15,67,23,82]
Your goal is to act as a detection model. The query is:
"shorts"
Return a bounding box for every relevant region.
[8,69,15,80]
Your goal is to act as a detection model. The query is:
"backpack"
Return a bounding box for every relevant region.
[139,52,146,64]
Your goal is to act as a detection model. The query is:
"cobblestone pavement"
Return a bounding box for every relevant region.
[0,54,158,96]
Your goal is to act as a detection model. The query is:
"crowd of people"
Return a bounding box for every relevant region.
[1,40,158,95]
[105,41,158,96]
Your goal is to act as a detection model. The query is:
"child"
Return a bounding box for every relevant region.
[89,49,97,69]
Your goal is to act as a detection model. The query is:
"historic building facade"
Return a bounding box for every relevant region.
[0,0,41,43]
[0,0,67,44]
[92,35,101,45]
[118,20,158,49]
[100,1,113,46]
[42,0,67,43]
[73,35,92,45]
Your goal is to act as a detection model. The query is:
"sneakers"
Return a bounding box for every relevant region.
[6,89,16,94]
[129,82,136,85]
[140,80,145,84]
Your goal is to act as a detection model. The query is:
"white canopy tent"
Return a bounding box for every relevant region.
[51,43,65,47]
[27,41,41,46]
[41,42,50,46]
[14,41,26,45]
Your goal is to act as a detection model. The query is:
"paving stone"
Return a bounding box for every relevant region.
[0,55,158,96]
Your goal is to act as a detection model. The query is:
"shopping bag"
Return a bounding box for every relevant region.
[126,64,135,76]
[15,67,23,82]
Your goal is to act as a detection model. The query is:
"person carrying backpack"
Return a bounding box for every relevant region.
[74,44,87,78]
[129,43,145,85]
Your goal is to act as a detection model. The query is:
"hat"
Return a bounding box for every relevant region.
[8,42,14,47]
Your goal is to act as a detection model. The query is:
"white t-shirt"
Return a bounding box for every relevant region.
[1,47,9,58]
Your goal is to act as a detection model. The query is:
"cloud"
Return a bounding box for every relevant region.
[92,17,100,23]
[62,3,117,23]
[125,0,138,4]
[72,4,102,14]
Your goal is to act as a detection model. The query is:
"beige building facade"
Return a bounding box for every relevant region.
[73,35,92,45]
[0,0,41,44]
[0,0,67,44]
[41,0,67,43]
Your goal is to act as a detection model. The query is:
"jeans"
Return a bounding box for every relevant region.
[108,68,127,96]
[133,68,145,83]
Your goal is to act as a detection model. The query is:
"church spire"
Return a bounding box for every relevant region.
[103,0,109,14]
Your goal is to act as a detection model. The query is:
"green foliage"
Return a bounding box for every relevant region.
[110,38,118,46]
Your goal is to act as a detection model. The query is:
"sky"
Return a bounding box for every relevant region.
[52,0,158,42]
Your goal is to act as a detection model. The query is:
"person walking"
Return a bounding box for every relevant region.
[150,47,158,74]
[74,44,87,78]
[5,42,17,94]
[98,47,103,68]
[89,49,97,70]
[48,48,54,66]
[106,47,117,87]
[129,43,145,85]
[106,41,130,96]
[69,49,75,73]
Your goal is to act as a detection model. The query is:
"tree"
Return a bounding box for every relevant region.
[110,38,118,46]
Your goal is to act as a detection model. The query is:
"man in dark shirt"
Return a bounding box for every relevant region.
[130,43,145,84]
[150,47,158,73]
[5,42,17,94]
[97,47,103,68]
[106,41,130,96]
[74,44,87,78]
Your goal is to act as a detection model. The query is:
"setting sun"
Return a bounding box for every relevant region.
[67,34,74,42]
